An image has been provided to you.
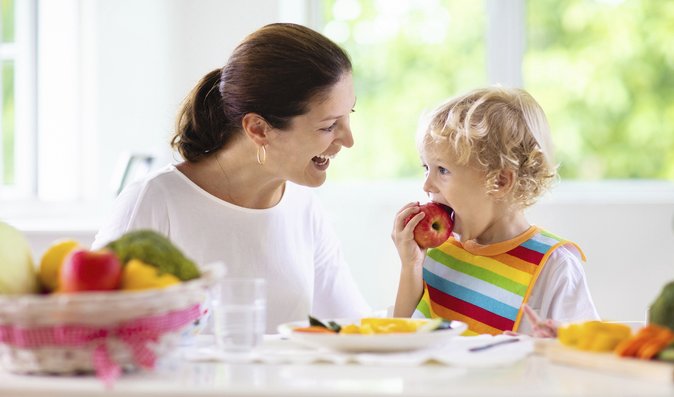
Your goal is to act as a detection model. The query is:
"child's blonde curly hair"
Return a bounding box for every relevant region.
[421,87,557,208]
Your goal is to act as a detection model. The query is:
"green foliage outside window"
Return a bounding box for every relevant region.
[323,0,674,181]
[526,0,674,179]
[1,0,15,185]
[321,0,486,180]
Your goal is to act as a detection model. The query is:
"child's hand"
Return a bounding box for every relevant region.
[519,303,558,338]
[392,202,427,270]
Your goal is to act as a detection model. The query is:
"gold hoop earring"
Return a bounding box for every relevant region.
[256,145,267,165]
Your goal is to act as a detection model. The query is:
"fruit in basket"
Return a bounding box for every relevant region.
[648,281,674,331]
[59,249,122,292]
[38,239,80,292]
[404,202,454,249]
[120,259,181,290]
[0,221,39,294]
[105,230,200,281]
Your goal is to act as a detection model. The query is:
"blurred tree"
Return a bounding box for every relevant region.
[322,0,486,180]
[322,0,674,181]
[525,0,674,179]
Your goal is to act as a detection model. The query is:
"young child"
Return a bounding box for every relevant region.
[392,87,599,336]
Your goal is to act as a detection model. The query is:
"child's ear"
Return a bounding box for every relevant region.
[492,169,516,198]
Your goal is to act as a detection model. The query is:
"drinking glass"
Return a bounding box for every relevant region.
[210,278,266,355]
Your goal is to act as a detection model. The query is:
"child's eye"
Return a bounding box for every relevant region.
[320,122,337,132]
[421,164,429,174]
[438,166,449,175]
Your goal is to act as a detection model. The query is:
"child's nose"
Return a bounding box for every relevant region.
[422,176,437,194]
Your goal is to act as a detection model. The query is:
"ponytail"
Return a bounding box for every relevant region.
[171,68,232,162]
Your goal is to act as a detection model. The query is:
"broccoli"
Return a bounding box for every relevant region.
[106,230,200,281]
[648,281,674,331]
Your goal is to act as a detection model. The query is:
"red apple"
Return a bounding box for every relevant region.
[59,249,122,292]
[404,202,454,249]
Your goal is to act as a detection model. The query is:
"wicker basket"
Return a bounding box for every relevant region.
[0,262,222,381]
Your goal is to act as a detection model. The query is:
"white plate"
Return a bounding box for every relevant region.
[277,319,467,353]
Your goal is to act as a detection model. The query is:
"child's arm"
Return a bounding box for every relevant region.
[392,202,427,317]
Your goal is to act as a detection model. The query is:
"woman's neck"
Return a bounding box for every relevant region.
[177,145,285,209]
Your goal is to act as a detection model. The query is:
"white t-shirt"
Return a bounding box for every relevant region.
[92,165,371,332]
[516,244,600,334]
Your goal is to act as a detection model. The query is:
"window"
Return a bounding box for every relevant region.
[320,0,486,180]
[0,0,35,198]
[526,0,674,179]
[320,0,674,181]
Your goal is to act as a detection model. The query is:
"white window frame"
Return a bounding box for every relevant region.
[305,0,525,88]
[486,0,524,88]
[0,0,36,199]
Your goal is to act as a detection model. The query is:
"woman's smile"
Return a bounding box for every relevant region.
[311,153,335,171]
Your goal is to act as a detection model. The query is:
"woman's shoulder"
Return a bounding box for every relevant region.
[142,163,185,187]
[122,164,189,196]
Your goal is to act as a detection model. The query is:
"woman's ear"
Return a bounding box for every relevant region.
[241,113,271,146]
[492,169,516,199]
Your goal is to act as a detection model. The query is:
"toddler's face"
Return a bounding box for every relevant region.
[420,142,498,242]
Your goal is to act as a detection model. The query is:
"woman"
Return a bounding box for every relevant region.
[93,23,370,332]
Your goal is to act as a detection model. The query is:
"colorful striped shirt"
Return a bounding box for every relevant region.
[414,226,584,335]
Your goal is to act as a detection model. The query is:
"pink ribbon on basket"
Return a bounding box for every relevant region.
[0,303,202,388]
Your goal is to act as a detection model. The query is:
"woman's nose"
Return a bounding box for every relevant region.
[338,125,354,148]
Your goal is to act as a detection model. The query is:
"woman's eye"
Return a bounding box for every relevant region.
[320,122,337,132]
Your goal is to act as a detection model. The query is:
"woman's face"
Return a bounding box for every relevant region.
[266,73,356,187]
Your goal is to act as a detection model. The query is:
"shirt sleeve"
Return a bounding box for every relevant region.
[309,195,372,319]
[518,244,600,334]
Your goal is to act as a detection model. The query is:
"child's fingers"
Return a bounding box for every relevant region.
[522,303,542,326]
[523,304,558,338]
[395,201,420,216]
[394,206,423,231]
[539,319,557,338]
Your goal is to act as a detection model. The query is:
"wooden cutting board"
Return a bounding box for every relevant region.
[535,339,674,382]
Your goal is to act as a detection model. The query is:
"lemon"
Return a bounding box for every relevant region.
[39,239,80,292]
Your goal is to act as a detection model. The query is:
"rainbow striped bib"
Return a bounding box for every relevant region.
[413,227,584,335]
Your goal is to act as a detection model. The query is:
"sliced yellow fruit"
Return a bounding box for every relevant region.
[340,324,362,334]
[558,321,632,352]
[360,318,431,334]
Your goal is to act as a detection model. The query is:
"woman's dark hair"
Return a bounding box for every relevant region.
[171,23,352,162]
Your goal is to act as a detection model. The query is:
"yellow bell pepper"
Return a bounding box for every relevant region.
[558,321,632,352]
[120,259,181,291]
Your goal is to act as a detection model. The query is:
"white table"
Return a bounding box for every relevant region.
[1,337,673,397]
